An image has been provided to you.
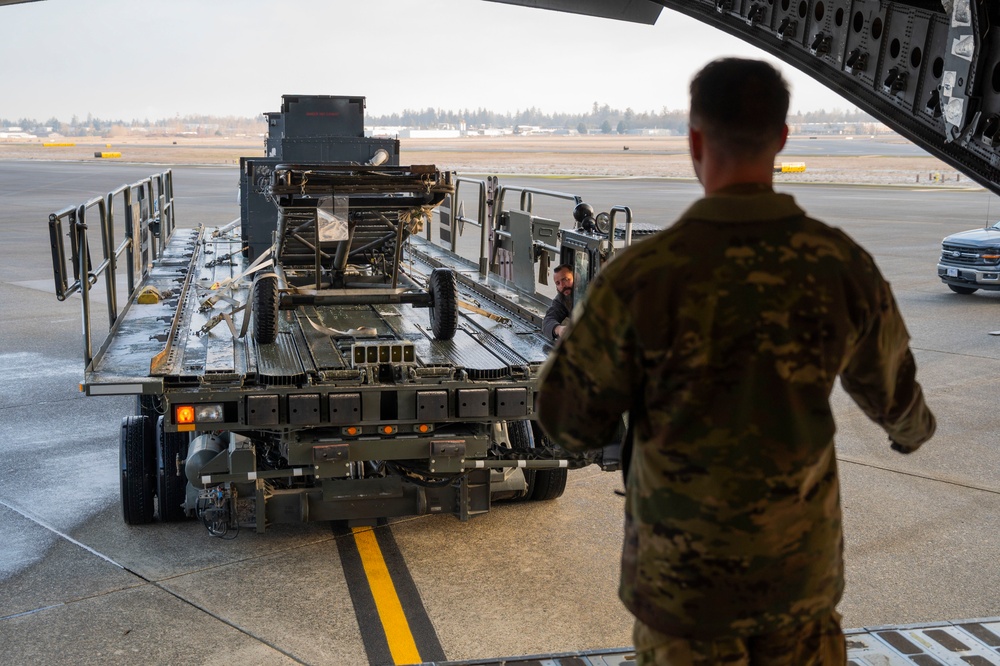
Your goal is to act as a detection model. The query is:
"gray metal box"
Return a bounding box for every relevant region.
[280,95,365,139]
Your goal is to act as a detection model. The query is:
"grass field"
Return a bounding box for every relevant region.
[0,134,975,188]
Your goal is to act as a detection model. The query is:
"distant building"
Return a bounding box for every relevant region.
[788,121,894,135]
[627,128,675,136]
[466,128,510,137]
[398,129,462,139]
[366,126,404,138]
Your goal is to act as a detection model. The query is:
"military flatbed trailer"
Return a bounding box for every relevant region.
[47,166,613,535]
[45,95,644,536]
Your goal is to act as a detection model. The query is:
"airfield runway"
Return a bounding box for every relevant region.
[2,161,1000,664]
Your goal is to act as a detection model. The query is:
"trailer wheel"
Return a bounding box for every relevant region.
[156,416,190,522]
[507,421,536,501]
[428,268,458,340]
[253,274,279,344]
[120,416,155,525]
[530,467,568,501]
[136,395,157,419]
[528,423,568,501]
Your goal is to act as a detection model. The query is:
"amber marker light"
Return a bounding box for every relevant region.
[381,425,396,435]
[175,405,196,432]
[417,424,430,433]
[345,426,359,436]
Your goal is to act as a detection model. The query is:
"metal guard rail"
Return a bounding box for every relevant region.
[47,170,176,367]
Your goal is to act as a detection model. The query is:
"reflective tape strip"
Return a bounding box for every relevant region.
[248,472,257,480]
[88,384,143,395]
[201,476,212,484]
[293,468,304,476]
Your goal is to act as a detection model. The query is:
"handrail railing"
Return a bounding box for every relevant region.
[495,185,582,218]
[609,205,634,254]
[48,170,176,367]
[453,177,489,277]
[491,185,581,284]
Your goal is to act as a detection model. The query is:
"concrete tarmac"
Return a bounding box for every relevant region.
[1,161,999,664]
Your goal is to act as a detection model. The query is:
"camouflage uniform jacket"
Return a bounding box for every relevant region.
[536,187,935,640]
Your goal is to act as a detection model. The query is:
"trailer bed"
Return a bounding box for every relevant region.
[83,227,552,396]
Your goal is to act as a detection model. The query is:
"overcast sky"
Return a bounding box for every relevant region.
[0,0,857,123]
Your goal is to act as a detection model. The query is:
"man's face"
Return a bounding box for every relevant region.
[554,268,574,297]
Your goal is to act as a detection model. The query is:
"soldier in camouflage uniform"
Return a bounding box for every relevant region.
[536,58,936,665]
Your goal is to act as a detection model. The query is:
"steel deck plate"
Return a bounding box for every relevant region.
[428,619,1000,666]
[84,228,554,391]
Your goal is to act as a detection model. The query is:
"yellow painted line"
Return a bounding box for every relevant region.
[352,527,422,665]
[43,142,75,147]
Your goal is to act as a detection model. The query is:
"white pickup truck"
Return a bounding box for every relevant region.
[937,221,1000,294]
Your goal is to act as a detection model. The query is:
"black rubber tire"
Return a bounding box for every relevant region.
[136,395,158,455]
[136,395,156,418]
[530,467,568,501]
[948,284,978,295]
[428,268,458,340]
[508,421,536,501]
[156,416,190,522]
[527,423,568,501]
[120,415,155,525]
[253,274,279,344]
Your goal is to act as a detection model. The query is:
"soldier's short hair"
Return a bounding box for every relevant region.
[554,264,573,275]
[689,58,790,159]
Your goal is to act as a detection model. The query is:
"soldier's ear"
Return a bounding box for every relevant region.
[688,127,703,162]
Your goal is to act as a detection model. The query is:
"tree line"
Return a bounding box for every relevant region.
[368,103,876,133]
[2,105,875,136]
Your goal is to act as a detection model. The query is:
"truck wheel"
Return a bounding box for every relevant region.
[428,268,458,340]
[530,468,568,501]
[253,274,279,344]
[156,416,190,522]
[527,422,568,501]
[136,395,158,456]
[120,416,155,525]
[948,284,978,295]
[136,395,157,419]
[508,420,536,501]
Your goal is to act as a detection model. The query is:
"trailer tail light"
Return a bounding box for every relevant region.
[175,405,196,427]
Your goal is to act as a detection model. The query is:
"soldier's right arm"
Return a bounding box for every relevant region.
[537,280,636,452]
[840,279,936,452]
